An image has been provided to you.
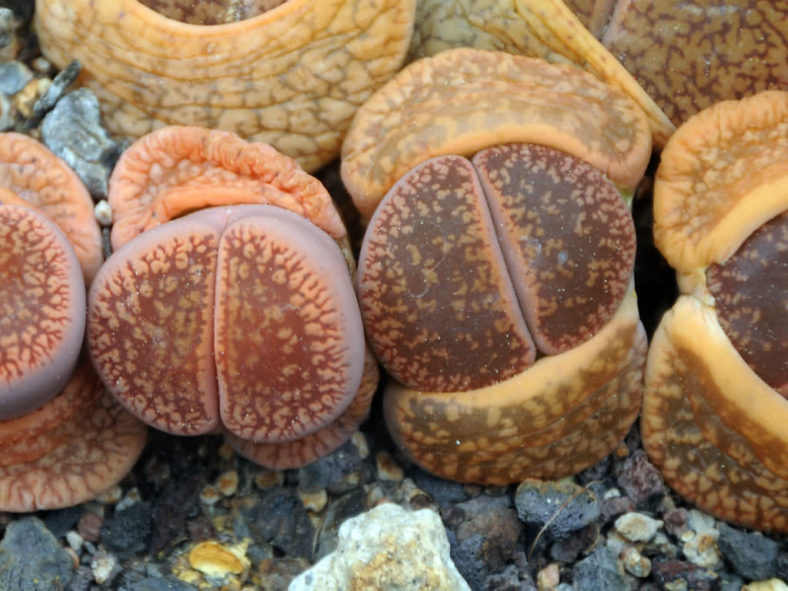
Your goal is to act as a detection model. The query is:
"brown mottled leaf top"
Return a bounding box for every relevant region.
[603,0,788,125]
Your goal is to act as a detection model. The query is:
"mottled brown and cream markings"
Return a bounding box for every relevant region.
[644,90,788,533]
[344,48,651,486]
[358,145,636,393]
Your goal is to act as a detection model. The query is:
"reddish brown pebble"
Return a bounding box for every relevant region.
[0,204,85,419]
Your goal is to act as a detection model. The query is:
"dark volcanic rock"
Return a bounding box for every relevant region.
[717,522,779,581]
[244,488,316,560]
[651,557,720,591]
[0,516,74,591]
[572,546,629,591]
[514,479,600,539]
[102,502,153,558]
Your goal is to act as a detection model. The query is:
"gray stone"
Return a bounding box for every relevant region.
[571,546,629,591]
[243,488,317,560]
[717,522,779,581]
[27,60,81,128]
[0,516,74,591]
[101,501,153,558]
[410,467,468,508]
[0,61,32,95]
[296,438,370,494]
[514,479,600,539]
[41,87,123,198]
[289,503,471,591]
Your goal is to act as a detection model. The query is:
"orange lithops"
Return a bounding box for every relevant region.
[0,132,102,282]
[0,359,147,512]
[643,90,788,532]
[342,48,652,220]
[108,126,347,250]
[347,49,652,485]
[0,198,146,512]
[34,0,416,172]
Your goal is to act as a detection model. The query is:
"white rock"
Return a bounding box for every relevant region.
[288,502,471,591]
[614,512,662,543]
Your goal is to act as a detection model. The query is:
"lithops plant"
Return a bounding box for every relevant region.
[406,0,674,147]
[601,0,788,125]
[643,91,788,533]
[343,48,651,485]
[88,128,378,469]
[0,142,146,511]
[34,0,416,173]
[0,132,102,282]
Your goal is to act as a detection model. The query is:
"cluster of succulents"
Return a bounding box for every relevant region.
[0,0,784,537]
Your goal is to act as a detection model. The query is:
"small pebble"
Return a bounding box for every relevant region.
[31,57,52,75]
[0,517,74,590]
[188,540,249,577]
[298,488,328,513]
[681,530,722,570]
[537,563,560,590]
[96,484,123,505]
[116,487,142,512]
[572,546,630,591]
[614,512,662,543]
[351,431,369,458]
[94,200,113,226]
[200,484,222,506]
[376,450,404,481]
[14,77,50,119]
[0,60,32,95]
[90,550,119,585]
[216,470,239,497]
[616,450,666,507]
[41,87,123,197]
[77,510,104,543]
[622,545,651,578]
[66,530,84,553]
[254,469,285,490]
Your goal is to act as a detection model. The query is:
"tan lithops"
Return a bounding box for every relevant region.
[643,90,788,533]
[34,0,416,172]
[348,51,652,484]
[602,0,788,125]
[342,48,652,219]
[405,0,673,146]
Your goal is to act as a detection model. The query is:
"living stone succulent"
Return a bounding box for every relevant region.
[343,48,652,485]
[643,90,788,533]
[86,127,379,469]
